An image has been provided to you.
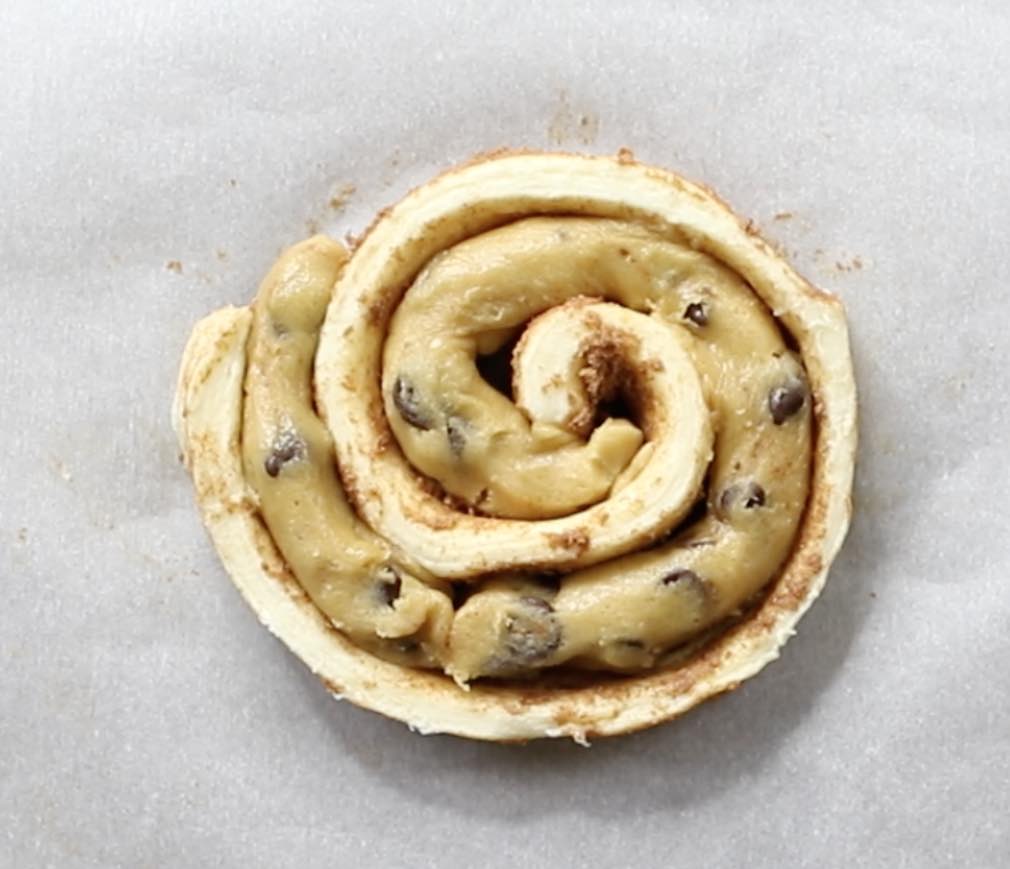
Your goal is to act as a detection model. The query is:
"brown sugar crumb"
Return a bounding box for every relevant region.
[544,528,590,555]
[547,90,573,145]
[441,489,481,516]
[319,675,345,695]
[616,147,635,164]
[366,296,391,328]
[373,430,392,454]
[166,260,183,274]
[814,249,864,274]
[569,336,624,436]
[834,256,864,273]
[414,505,461,530]
[329,184,357,212]
[577,114,599,145]
[579,342,623,401]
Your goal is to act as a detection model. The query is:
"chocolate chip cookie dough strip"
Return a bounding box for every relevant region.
[241,236,453,667]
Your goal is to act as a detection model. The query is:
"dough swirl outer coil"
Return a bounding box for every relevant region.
[174,151,857,742]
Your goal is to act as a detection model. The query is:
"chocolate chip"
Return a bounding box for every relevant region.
[502,596,562,665]
[264,429,305,477]
[661,568,700,587]
[520,595,554,613]
[769,381,806,424]
[659,568,713,611]
[446,415,466,456]
[682,302,708,327]
[392,375,433,430]
[718,481,766,517]
[376,569,402,607]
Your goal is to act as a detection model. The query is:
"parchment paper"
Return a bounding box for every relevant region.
[2,2,1008,867]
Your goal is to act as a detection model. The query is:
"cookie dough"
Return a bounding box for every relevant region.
[241,236,452,667]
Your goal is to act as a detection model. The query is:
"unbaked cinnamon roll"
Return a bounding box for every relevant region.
[174,151,857,742]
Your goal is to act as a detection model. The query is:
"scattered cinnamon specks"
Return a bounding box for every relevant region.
[616,147,635,164]
[17,527,27,544]
[544,528,590,555]
[329,184,357,212]
[767,238,797,259]
[547,90,571,145]
[381,151,403,186]
[305,218,321,235]
[215,249,229,262]
[548,90,599,146]
[773,211,794,221]
[814,249,865,273]
[166,260,183,274]
[577,114,599,144]
[374,430,392,454]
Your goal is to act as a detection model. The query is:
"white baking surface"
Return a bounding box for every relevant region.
[2,2,1009,867]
